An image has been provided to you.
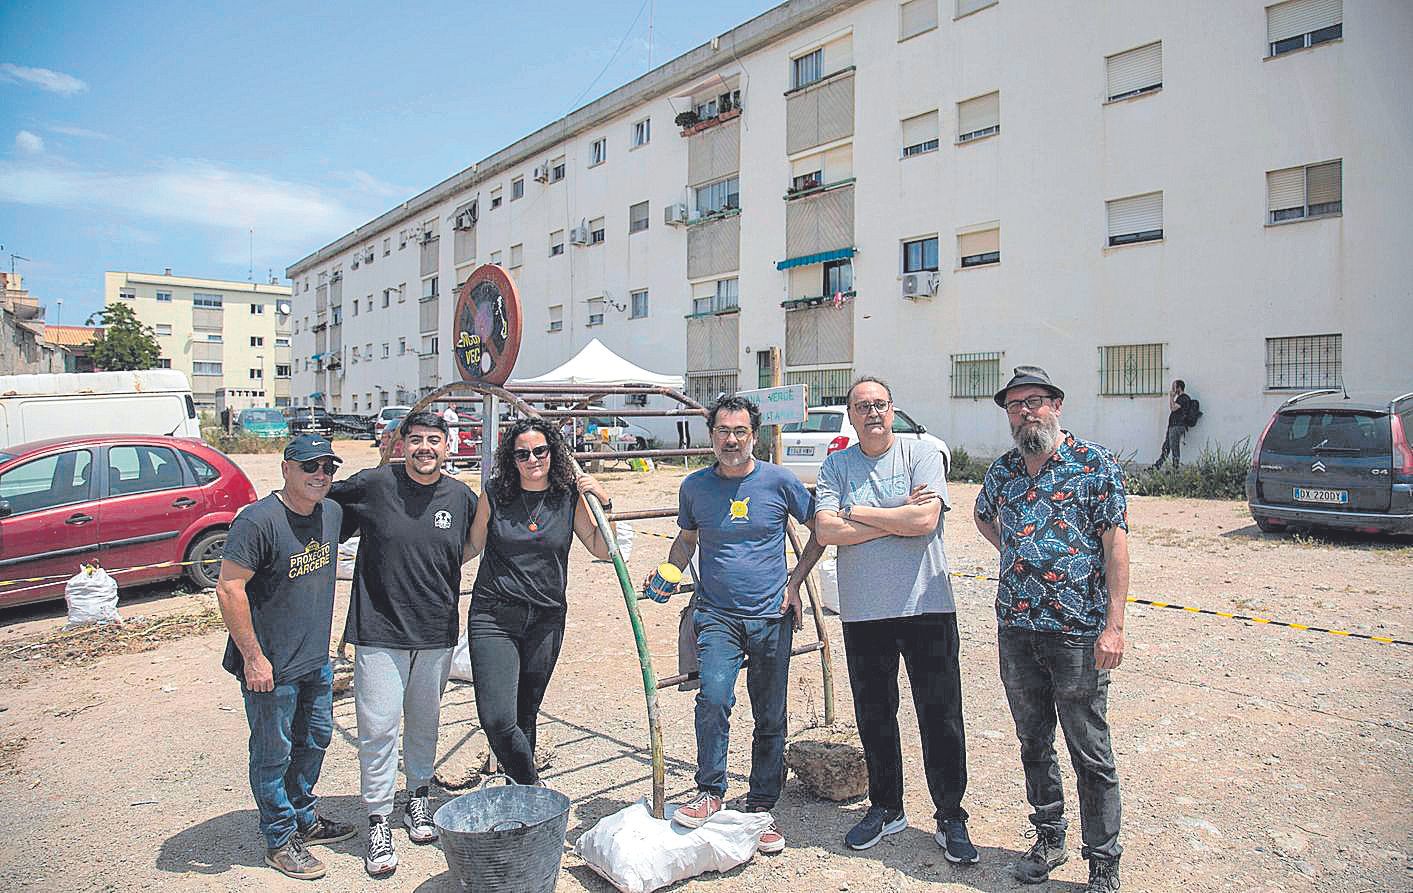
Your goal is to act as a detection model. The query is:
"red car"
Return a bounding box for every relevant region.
[0,435,258,608]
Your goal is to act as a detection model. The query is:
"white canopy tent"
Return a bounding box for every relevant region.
[510,338,683,389]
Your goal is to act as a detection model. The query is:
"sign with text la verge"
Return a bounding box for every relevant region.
[734,384,807,427]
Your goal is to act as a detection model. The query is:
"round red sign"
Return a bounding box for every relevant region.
[451,264,522,385]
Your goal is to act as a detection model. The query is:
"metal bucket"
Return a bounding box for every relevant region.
[434,775,570,893]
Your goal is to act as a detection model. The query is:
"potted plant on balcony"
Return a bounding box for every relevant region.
[674,110,700,130]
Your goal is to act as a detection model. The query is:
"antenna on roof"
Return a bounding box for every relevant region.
[248,229,255,282]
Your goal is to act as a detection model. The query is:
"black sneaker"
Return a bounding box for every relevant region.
[935,817,979,864]
[403,786,438,843]
[1087,857,1121,892]
[1014,825,1067,884]
[300,813,356,846]
[266,835,325,880]
[845,805,908,851]
[365,815,398,877]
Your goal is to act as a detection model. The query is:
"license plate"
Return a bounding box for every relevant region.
[1294,487,1349,505]
[786,446,813,457]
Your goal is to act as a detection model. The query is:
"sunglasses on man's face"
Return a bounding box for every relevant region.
[298,459,339,475]
[513,444,552,462]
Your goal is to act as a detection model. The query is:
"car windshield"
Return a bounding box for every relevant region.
[242,409,283,423]
[384,408,409,420]
[782,412,843,434]
[1264,411,1391,455]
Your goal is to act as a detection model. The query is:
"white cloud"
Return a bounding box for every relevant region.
[47,123,111,141]
[15,130,44,155]
[0,63,88,96]
[337,169,410,199]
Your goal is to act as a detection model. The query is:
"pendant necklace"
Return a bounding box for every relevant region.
[521,490,548,533]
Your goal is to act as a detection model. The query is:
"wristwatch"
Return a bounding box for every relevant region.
[600,498,614,511]
[841,504,853,520]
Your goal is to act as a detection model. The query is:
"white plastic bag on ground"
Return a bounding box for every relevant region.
[818,548,839,614]
[64,565,120,627]
[449,628,473,683]
[337,537,358,580]
[575,799,772,893]
[614,521,634,563]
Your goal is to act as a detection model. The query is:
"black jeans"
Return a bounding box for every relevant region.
[998,627,1122,861]
[842,612,968,823]
[467,596,567,784]
[1155,424,1185,468]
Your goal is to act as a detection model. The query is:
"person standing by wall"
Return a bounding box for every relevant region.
[1153,379,1193,469]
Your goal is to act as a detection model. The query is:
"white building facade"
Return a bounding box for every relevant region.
[288,0,1412,459]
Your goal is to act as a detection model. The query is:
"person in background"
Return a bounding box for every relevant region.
[1153,379,1193,469]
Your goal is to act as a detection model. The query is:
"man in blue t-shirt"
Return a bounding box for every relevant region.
[653,395,820,854]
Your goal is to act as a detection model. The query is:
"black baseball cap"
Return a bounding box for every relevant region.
[284,434,341,462]
[994,365,1065,407]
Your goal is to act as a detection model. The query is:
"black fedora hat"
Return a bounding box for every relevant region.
[994,365,1065,407]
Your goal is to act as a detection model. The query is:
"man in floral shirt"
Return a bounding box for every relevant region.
[973,366,1129,893]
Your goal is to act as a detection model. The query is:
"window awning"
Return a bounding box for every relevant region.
[776,247,855,271]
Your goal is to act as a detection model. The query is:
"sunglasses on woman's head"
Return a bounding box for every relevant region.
[513,445,552,462]
[299,459,339,475]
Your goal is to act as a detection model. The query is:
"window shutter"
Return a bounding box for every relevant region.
[791,154,821,179]
[1267,0,1342,43]
[1106,192,1163,238]
[1106,42,1162,99]
[901,111,939,146]
[900,0,937,39]
[958,92,999,136]
[958,227,1000,257]
[956,0,995,15]
[1305,160,1341,206]
[1267,167,1306,212]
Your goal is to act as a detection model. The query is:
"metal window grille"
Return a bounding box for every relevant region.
[1266,334,1342,390]
[951,352,1004,398]
[1098,343,1167,396]
[687,372,739,407]
[785,367,853,406]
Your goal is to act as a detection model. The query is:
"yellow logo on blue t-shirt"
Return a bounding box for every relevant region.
[728,497,750,523]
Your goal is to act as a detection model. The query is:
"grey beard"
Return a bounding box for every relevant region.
[1013,415,1061,457]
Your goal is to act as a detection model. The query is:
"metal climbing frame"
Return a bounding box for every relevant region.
[393,380,836,818]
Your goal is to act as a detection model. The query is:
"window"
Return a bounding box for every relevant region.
[276,364,290,378]
[1106,191,1164,245]
[509,243,524,268]
[958,226,1001,267]
[331,306,342,325]
[590,138,607,166]
[692,294,714,315]
[715,277,739,311]
[950,351,1004,398]
[397,285,406,303]
[1267,160,1342,223]
[205,333,223,343]
[903,237,939,272]
[1106,41,1162,101]
[901,110,940,157]
[629,201,649,233]
[156,291,172,302]
[695,176,740,216]
[250,303,264,315]
[957,91,1000,142]
[382,289,390,308]
[383,237,391,256]
[589,218,605,244]
[276,337,290,347]
[490,186,503,209]
[249,368,263,380]
[155,323,172,336]
[549,156,566,182]
[398,337,407,356]
[0,450,92,515]
[193,292,223,308]
[250,336,264,347]
[630,289,649,319]
[550,230,565,256]
[422,277,439,299]
[1098,343,1167,396]
[512,177,525,200]
[823,259,853,295]
[118,288,135,300]
[632,117,651,147]
[792,48,823,89]
[957,0,997,15]
[586,298,605,327]
[1267,0,1342,57]
[399,229,408,249]
[157,358,172,368]
[193,361,223,375]
[900,0,938,40]
[792,170,823,192]
[782,413,843,434]
[548,304,564,332]
[365,342,372,359]
[382,343,390,359]
[1266,333,1342,389]
[352,299,359,316]
[490,250,502,266]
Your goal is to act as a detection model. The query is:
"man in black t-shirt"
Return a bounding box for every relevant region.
[330,410,477,877]
[1154,379,1193,469]
[216,434,355,881]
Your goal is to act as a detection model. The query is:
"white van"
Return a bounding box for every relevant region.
[0,370,201,448]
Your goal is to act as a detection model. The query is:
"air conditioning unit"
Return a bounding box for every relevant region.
[569,225,590,245]
[365,249,375,262]
[420,230,436,244]
[533,163,550,182]
[350,258,360,269]
[330,270,342,282]
[452,210,474,230]
[901,272,939,300]
[664,203,689,226]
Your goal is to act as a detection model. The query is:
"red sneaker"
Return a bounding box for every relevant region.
[671,790,723,828]
[757,820,785,854]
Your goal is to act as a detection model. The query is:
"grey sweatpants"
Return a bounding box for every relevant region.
[354,645,454,817]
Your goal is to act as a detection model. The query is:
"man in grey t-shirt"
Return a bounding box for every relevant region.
[815,377,976,864]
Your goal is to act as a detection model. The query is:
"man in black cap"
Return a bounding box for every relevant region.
[972,366,1130,893]
[217,434,355,881]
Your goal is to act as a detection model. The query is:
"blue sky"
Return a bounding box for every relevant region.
[0,0,775,325]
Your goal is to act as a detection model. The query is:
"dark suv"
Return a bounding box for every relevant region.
[283,407,334,436]
[1247,389,1413,536]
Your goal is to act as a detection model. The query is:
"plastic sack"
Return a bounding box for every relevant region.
[337,537,358,581]
[64,565,121,627]
[575,799,772,893]
[449,628,473,683]
[817,549,840,614]
[615,521,634,563]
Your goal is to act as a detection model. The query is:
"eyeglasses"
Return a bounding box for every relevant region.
[850,400,893,415]
[711,426,753,440]
[298,459,339,475]
[513,444,552,462]
[1004,395,1056,415]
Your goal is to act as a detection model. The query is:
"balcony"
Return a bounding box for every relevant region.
[785,299,854,367]
[677,104,741,137]
[687,213,741,280]
[687,117,740,188]
[686,313,739,374]
[786,69,854,155]
[785,183,854,260]
[418,353,440,384]
[191,307,223,331]
[419,297,439,334]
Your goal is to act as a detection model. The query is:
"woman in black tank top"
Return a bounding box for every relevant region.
[464,417,616,784]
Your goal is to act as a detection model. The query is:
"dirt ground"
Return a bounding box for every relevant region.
[1,447,1410,892]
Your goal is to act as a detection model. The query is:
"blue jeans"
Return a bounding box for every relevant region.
[693,607,793,808]
[241,662,334,850]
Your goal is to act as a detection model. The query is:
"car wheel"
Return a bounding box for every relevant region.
[185,529,227,590]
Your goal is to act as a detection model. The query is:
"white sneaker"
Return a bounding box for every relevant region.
[365,816,398,877]
[403,787,438,843]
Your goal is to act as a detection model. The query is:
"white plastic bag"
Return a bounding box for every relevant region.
[575,799,772,893]
[449,628,473,683]
[337,536,358,581]
[818,549,840,614]
[64,565,120,627]
[614,521,634,563]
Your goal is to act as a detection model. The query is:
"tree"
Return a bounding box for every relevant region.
[86,303,162,371]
